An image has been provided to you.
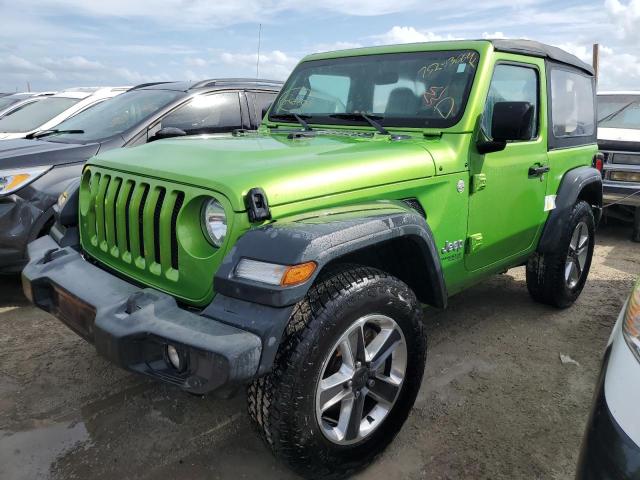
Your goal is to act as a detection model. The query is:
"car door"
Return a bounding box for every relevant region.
[465,59,549,272]
[147,91,244,140]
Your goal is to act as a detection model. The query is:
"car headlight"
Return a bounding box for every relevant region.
[201,198,227,247]
[623,279,640,362]
[0,166,51,196]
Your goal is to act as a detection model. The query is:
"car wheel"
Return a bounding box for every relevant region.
[247,265,426,479]
[526,200,595,308]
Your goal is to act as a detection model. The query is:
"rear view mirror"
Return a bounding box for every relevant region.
[477,101,534,154]
[375,71,400,85]
[149,126,187,142]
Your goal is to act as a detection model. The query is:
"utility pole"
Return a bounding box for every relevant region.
[256,23,262,78]
[26,81,31,92]
[592,43,599,84]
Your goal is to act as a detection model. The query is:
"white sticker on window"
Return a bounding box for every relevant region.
[457,63,466,73]
[544,195,557,212]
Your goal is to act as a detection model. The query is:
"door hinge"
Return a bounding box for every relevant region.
[471,173,487,193]
[467,233,483,253]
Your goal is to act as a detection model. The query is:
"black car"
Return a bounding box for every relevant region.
[0,78,282,272]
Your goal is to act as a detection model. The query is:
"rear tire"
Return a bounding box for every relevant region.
[526,200,595,308]
[247,265,426,479]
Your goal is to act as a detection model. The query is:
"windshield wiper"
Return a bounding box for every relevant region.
[599,101,637,123]
[28,129,85,139]
[329,113,389,135]
[269,113,313,131]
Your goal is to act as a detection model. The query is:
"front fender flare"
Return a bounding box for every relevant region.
[214,201,447,309]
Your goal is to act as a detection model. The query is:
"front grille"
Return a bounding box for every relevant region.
[83,171,186,278]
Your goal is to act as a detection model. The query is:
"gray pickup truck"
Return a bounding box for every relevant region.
[597,91,640,241]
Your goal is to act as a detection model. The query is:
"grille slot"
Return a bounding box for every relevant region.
[138,185,150,259]
[171,192,184,270]
[153,188,166,265]
[83,170,186,279]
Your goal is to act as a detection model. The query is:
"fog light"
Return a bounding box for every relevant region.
[166,345,184,371]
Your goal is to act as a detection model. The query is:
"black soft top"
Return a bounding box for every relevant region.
[489,39,594,75]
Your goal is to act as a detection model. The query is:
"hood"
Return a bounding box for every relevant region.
[89,132,436,212]
[598,127,640,144]
[0,138,101,170]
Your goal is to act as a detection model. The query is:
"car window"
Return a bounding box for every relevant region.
[0,96,24,112]
[550,69,595,138]
[482,64,539,140]
[52,89,183,142]
[160,92,242,134]
[598,95,640,130]
[0,97,80,133]
[249,91,279,124]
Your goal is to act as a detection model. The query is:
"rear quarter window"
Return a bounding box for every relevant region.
[550,69,595,138]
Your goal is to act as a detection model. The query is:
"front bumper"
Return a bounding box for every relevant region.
[0,193,46,272]
[603,180,640,207]
[22,235,262,394]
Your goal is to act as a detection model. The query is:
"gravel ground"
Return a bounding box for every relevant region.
[0,222,637,480]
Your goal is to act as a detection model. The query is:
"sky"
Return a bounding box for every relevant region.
[1,0,639,92]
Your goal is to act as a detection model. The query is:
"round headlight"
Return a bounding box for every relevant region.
[201,198,227,247]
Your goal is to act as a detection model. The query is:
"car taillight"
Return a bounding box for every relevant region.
[593,153,604,174]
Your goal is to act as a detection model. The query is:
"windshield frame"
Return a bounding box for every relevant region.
[268,49,481,130]
[597,94,640,130]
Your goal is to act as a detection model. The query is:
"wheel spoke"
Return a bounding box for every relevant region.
[574,255,582,280]
[347,325,366,365]
[369,328,402,371]
[339,339,355,369]
[569,226,580,253]
[565,260,574,284]
[368,377,401,405]
[578,230,589,250]
[318,368,353,412]
[344,391,366,441]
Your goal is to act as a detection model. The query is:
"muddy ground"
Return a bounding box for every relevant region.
[0,222,638,480]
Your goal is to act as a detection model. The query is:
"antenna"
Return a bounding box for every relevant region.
[256,23,262,77]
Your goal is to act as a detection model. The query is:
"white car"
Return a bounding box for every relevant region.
[0,87,130,140]
[576,278,640,478]
[0,92,57,118]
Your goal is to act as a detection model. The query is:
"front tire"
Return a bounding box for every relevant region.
[526,200,595,308]
[247,265,426,479]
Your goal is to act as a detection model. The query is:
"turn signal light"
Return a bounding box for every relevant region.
[281,262,317,286]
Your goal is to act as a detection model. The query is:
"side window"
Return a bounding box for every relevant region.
[550,69,595,138]
[249,91,278,125]
[482,64,539,140]
[161,92,241,134]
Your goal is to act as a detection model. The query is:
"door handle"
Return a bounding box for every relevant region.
[529,164,550,177]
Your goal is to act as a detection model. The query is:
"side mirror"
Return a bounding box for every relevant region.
[477,101,534,154]
[261,102,273,119]
[149,126,187,142]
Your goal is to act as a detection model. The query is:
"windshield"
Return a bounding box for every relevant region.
[0,96,25,112]
[598,94,640,129]
[0,97,80,133]
[52,89,183,141]
[269,50,479,129]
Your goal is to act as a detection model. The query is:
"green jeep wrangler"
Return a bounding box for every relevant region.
[23,39,602,478]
